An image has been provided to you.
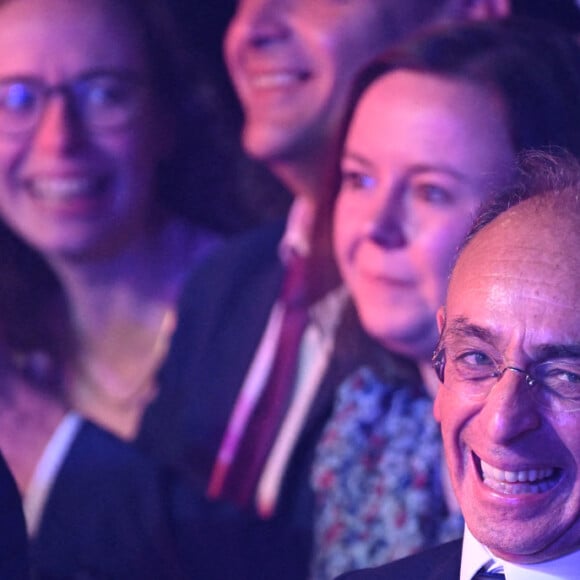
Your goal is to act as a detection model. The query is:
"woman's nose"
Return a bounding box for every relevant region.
[30,93,86,155]
[368,191,407,249]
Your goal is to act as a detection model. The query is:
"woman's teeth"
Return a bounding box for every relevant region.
[29,177,98,200]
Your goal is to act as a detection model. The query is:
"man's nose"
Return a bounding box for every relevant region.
[479,369,542,444]
[238,0,292,49]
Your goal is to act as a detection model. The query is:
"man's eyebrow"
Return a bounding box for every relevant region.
[444,322,580,359]
[444,317,496,343]
[535,344,580,360]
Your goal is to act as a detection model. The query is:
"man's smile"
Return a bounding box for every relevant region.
[475,453,562,495]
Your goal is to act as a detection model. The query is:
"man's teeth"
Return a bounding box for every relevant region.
[30,177,96,199]
[251,72,305,89]
[481,460,554,483]
[480,459,558,493]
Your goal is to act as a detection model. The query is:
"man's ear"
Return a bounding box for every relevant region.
[436,306,446,334]
[464,0,511,19]
[433,305,444,422]
[431,306,447,413]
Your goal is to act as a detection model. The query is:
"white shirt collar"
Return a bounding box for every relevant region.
[279,196,316,263]
[460,525,500,580]
[461,524,580,580]
[24,411,83,537]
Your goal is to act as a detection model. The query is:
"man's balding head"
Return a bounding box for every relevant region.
[434,151,580,564]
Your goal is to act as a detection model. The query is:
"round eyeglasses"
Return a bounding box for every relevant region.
[0,72,146,136]
[432,345,580,412]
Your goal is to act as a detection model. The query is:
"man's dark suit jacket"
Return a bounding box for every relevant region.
[139,221,377,579]
[31,420,185,580]
[0,452,29,579]
[337,539,462,580]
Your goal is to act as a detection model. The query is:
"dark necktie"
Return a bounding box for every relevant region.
[473,566,505,579]
[218,255,309,510]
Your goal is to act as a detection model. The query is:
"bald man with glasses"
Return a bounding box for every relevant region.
[339,152,580,580]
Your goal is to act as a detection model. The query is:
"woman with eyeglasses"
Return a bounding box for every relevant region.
[0,0,243,440]
[310,19,580,580]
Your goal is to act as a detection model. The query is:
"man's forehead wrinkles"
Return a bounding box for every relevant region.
[446,318,496,342]
[453,266,580,312]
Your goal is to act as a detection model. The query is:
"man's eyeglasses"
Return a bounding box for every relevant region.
[0,72,146,136]
[432,342,580,412]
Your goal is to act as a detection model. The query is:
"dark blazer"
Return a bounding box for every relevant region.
[139,221,376,579]
[337,539,462,580]
[140,221,287,479]
[0,452,29,579]
[31,420,185,580]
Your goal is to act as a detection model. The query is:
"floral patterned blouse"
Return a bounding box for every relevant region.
[310,366,463,580]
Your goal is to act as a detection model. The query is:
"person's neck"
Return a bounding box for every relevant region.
[271,151,345,302]
[46,215,201,439]
[49,215,191,335]
[268,143,335,207]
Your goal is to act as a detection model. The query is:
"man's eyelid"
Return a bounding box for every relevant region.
[444,329,502,361]
[453,346,499,366]
[532,359,580,386]
[537,359,580,373]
